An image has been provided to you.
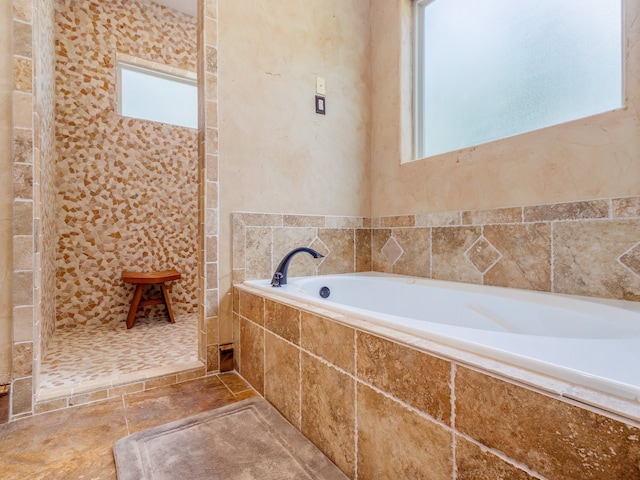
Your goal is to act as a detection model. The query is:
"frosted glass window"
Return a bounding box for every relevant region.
[414,0,622,159]
[117,62,197,129]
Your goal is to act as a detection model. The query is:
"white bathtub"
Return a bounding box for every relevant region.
[246,273,640,403]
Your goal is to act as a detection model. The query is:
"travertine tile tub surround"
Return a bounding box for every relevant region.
[371,196,640,301]
[232,212,372,286]
[231,201,640,477]
[234,285,640,480]
[233,195,640,304]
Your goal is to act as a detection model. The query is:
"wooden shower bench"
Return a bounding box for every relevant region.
[122,269,181,329]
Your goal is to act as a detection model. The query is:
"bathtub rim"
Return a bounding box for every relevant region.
[250,271,640,316]
[237,274,640,424]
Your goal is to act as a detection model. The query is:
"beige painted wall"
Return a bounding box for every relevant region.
[218,0,372,341]
[0,0,13,384]
[371,0,640,217]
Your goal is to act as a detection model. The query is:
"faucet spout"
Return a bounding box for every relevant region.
[271,247,324,287]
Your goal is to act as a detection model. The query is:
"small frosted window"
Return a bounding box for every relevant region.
[414,0,622,159]
[117,62,197,129]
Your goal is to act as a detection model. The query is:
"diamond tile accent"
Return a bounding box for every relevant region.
[464,236,502,274]
[309,237,329,266]
[382,237,404,265]
[618,241,640,278]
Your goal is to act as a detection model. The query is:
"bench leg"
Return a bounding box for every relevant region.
[126,284,144,329]
[161,283,176,324]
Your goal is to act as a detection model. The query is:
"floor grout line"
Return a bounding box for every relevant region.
[121,394,131,435]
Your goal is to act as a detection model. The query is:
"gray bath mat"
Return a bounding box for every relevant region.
[113,397,348,480]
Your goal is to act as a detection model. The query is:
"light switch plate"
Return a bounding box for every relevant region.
[315,95,326,115]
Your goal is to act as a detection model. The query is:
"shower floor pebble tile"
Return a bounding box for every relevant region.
[39,314,198,396]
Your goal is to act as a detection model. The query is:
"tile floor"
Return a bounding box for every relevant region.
[0,373,258,479]
[39,313,199,400]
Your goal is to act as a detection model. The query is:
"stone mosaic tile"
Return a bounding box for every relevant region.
[53,0,198,328]
[35,0,59,368]
[39,313,198,393]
